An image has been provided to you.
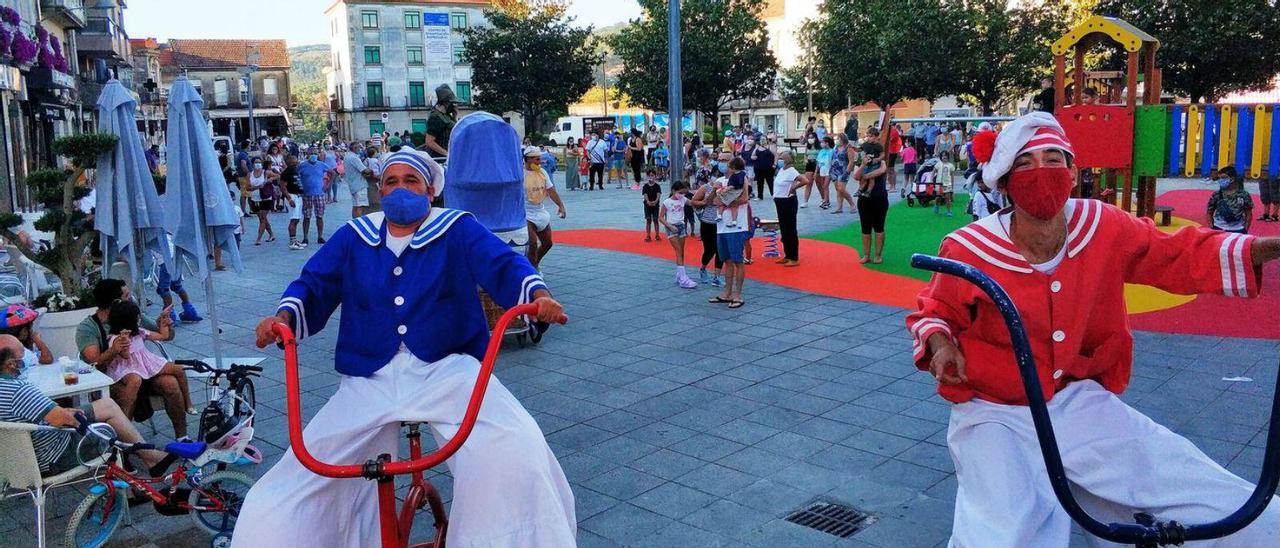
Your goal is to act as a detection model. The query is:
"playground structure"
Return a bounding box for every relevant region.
[1053,16,1280,220]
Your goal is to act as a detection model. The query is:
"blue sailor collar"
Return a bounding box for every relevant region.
[347,208,472,249]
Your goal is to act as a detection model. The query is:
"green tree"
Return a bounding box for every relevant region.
[1093,0,1280,102]
[462,6,601,135]
[610,0,778,127]
[950,0,1069,115]
[808,0,964,109]
[778,64,846,126]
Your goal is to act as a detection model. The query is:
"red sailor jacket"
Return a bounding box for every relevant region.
[907,199,1260,405]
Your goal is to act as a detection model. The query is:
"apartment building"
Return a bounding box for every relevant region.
[324,0,490,141]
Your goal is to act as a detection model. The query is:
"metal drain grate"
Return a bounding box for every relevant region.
[784,499,874,538]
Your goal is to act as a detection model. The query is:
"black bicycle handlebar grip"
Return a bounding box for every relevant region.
[74,412,90,435]
[176,359,209,371]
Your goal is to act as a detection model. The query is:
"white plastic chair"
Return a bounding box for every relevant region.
[0,421,108,548]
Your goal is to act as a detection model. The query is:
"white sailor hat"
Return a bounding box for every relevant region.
[982,112,1075,187]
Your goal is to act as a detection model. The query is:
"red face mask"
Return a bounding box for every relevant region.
[1006,166,1074,220]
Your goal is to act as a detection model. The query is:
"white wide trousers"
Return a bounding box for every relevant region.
[231,352,576,547]
[948,380,1278,547]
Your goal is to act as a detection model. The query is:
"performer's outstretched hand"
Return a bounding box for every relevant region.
[927,332,967,385]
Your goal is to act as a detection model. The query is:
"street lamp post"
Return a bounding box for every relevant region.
[242,44,261,142]
[667,0,683,184]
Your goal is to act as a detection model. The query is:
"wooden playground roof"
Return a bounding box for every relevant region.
[1052,15,1159,55]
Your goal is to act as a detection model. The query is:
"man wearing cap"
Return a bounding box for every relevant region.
[524,145,567,268]
[906,112,1280,545]
[235,148,575,547]
[424,84,458,160]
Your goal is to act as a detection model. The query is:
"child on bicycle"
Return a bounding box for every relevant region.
[106,300,196,437]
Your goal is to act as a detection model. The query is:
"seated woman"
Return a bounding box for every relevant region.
[0,304,53,367]
[104,299,194,438]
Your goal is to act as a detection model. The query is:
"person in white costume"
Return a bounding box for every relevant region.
[231,149,576,547]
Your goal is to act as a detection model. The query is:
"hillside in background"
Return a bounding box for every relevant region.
[289,44,330,143]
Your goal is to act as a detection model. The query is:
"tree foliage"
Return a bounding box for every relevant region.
[950,0,1069,115]
[1093,0,1280,102]
[0,134,116,295]
[778,64,846,120]
[809,0,964,109]
[462,6,601,134]
[609,0,778,121]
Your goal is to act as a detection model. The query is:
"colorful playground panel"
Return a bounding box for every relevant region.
[1141,103,1280,179]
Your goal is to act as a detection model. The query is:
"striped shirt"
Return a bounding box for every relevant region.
[0,374,67,472]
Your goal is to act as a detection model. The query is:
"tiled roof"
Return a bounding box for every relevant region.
[167,39,290,70]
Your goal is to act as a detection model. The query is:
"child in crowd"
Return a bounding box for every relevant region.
[659,180,698,289]
[654,142,670,181]
[540,146,558,180]
[716,158,749,228]
[901,141,918,187]
[106,300,195,437]
[934,152,956,217]
[642,169,663,242]
[968,172,1005,221]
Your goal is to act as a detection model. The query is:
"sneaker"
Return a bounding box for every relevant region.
[289,241,304,250]
[699,269,710,283]
[317,237,327,244]
[800,202,808,209]
[678,275,698,289]
[168,308,179,325]
[179,303,203,323]
[710,276,723,287]
[301,239,309,246]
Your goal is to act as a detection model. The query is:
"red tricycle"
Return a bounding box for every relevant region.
[272,304,564,548]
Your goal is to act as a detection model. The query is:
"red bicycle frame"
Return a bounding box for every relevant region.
[273,304,564,548]
[94,455,228,522]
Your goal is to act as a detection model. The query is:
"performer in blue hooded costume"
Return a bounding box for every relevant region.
[233,145,576,547]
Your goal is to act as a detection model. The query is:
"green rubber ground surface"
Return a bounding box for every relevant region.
[810,194,973,281]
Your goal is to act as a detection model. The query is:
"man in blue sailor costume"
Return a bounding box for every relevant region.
[232,149,576,547]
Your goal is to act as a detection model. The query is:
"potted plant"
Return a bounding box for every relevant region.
[0,133,117,296]
[0,134,118,348]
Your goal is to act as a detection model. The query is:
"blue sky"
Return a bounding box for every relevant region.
[125,0,642,47]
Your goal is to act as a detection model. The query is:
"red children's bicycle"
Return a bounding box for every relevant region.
[272,303,565,548]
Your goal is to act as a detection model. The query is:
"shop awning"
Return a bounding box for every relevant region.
[207,107,289,122]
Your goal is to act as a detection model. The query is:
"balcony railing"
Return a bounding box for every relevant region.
[41,0,87,29]
[349,96,433,110]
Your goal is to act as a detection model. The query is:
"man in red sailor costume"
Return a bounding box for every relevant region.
[907,112,1280,546]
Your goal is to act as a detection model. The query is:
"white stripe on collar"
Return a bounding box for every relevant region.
[345,208,473,249]
[944,200,1094,273]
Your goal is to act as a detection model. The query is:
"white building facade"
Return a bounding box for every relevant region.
[325,0,490,141]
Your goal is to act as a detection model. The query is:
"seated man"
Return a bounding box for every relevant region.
[0,334,166,475]
[907,112,1280,545]
[234,149,575,547]
[76,279,185,437]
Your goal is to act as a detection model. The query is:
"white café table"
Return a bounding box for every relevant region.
[25,361,113,401]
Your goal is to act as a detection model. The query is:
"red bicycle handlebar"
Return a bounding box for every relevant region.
[273,304,566,479]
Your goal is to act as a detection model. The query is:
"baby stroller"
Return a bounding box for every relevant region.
[906,158,942,207]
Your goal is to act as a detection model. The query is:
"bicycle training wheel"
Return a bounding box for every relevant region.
[63,487,127,548]
[188,470,255,535]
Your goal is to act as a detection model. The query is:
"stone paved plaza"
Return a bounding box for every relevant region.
[2,174,1277,547]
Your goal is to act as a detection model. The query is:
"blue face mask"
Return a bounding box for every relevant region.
[1220,180,1232,190]
[308,155,318,163]
[382,188,431,225]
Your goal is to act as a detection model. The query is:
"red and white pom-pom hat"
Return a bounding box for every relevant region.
[982,112,1076,187]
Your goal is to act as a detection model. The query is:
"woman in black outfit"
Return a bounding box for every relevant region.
[628,129,646,186]
[746,140,775,199]
[856,141,890,264]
